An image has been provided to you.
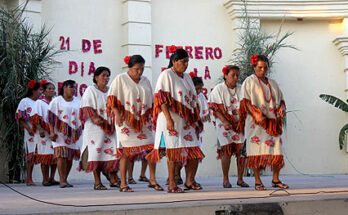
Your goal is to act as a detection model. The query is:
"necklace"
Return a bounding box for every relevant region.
[256,76,273,103]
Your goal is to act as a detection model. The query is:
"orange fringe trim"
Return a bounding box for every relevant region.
[216,142,243,159]
[54,146,80,161]
[116,144,154,161]
[246,155,284,169]
[152,90,200,131]
[208,103,239,133]
[79,160,119,173]
[106,95,153,133]
[238,99,285,137]
[146,146,205,163]
[36,154,56,165]
[30,114,50,133]
[79,107,115,135]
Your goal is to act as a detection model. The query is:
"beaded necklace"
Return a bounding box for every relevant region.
[256,75,273,103]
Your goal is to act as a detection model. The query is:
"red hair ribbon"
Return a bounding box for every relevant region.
[250,55,259,66]
[40,80,47,87]
[28,80,36,89]
[168,45,177,54]
[124,56,131,65]
[188,71,196,79]
[222,65,230,75]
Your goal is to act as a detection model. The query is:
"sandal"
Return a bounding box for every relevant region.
[110,181,120,188]
[148,183,164,191]
[223,182,232,188]
[272,181,289,189]
[237,181,250,188]
[167,186,185,193]
[120,186,134,192]
[138,176,149,182]
[48,180,60,186]
[94,183,107,190]
[128,178,137,184]
[59,183,68,188]
[66,183,74,187]
[175,177,183,185]
[193,181,202,188]
[255,183,267,190]
[42,181,51,186]
[26,181,36,186]
[184,183,202,190]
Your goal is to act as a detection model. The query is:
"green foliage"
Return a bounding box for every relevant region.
[319,94,348,150]
[227,1,297,83]
[0,6,60,182]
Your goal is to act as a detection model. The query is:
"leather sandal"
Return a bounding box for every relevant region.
[237,181,250,188]
[110,181,120,188]
[272,181,289,189]
[184,183,202,190]
[120,186,134,192]
[175,177,183,185]
[167,186,185,193]
[94,183,107,190]
[42,181,51,186]
[223,182,232,188]
[138,176,149,182]
[193,181,201,187]
[255,183,267,190]
[148,183,164,191]
[48,180,60,186]
[128,178,137,184]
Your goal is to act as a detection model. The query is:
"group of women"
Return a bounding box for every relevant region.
[16,47,288,193]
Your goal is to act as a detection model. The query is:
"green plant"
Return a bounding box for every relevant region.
[319,94,348,150]
[225,0,297,83]
[0,5,60,182]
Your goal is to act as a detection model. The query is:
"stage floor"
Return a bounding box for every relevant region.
[1,175,348,215]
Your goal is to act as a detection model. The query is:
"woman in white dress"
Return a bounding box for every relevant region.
[147,48,204,193]
[239,55,288,190]
[16,80,42,186]
[30,81,59,186]
[48,80,81,188]
[208,66,249,188]
[108,55,162,192]
[79,66,119,190]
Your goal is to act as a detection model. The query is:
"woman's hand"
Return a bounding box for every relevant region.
[113,109,124,127]
[49,132,57,142]
[39,128,45,138]
[223,121,232,130]
[254,112,265,124]
[92,116,103,126]
[166,117,174,131]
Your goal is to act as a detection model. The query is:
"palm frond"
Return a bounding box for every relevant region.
[319,94,348,112]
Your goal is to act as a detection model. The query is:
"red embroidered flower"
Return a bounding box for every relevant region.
[226,106,231,111]
[168,45,177,53]
[72,120,76,125]
[141,104,146,110]
[72,112,75,116]
[232,134,240,141]
[192,95,196,100]
[265,139,275,147]
[232,109,239,115]
[251,136,260,144]
[131,105,135,111]
[183,134,193,141]
[250,55,259,66]
[169,130,178,136]
[58,110,63,114]
[126,101,130,105]
[136,111,141,116]
[269,108,275,113]
[136,98,141,103]
[231,99,238,104]
[251,124,256,129]
[218,124,223,128]
[184,95,190,103]
[104,148,114,154]
[63,115,68,119]
[124,56,131,64]
[121,127,130,135]
[184,125,190,130]
[203,109,209,114]
[91,140,95,144]
[261,106,266,110]
[50,146,53,149]
[28,138,33,142]
[41,140,46,145]
[222,65,229,75]
[137,134,147,140]
[104,138,111,144]
[99,108,104,114]
[190,102,194,108]
[178,90,182,96]
[65,139,71,144]
[96,147,101,153]
[28,80,36,89]
[40,80,47,87]
[26,107,32,113]
[222,131,228,137]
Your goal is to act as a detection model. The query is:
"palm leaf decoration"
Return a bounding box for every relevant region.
[319,94,348,150]
[319,94,348,112]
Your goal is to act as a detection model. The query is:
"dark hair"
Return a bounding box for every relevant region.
[25,82,41,97]
[253,55,269,67]
[93,66,111,84]
[128,55,145,68]
[59,80,76,96]
[192,76,203,87]
[42,82,54,91]
[223,65,240,81]
[167,48,189,68]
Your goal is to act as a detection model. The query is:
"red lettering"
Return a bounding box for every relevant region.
[80,84,88,96]
[204,66,211,80]
[89,62,95,75]
[82,39,91,53]
[93,40,102,54]
[155,44,163,58]
[185,46,193,58]
[69,61,78,75]
[195,46,203,59]
[81,62,84,77]
[205,47,214,60]
[202,88,208,97]
[214,47,222,59]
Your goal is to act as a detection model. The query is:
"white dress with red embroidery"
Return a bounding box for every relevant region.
[107,73,154,161]
[147,68,205,163]
[79,85,118,172]
[197,93,210,148]
[208,83,244,159]
[239,74,286,169]
[48,96,81,160]
[15,97,36,162]
[30,96,55,165]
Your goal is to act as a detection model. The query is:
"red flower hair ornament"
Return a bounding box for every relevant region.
[28,80,36,89]
[188,71,196,79]
[168,45,177,54]
[250,54,259,66]
[124,56,131,65]
[222,65,230,75]
[40,80,47,87]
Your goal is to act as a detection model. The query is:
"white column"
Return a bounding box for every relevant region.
[333,18,348,99]
[121,0,152,82]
